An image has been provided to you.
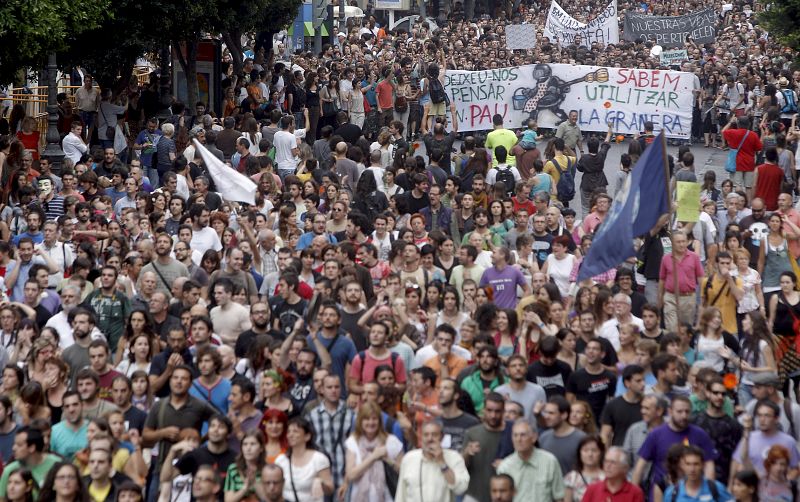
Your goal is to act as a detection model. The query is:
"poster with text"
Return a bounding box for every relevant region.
[444,63,694,138]
[623,8,716,47]
[543,0,619,47]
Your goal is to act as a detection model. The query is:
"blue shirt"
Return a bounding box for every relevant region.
[663,479,734,502]
[307,330,356,392]
[6,257,46,302]
[296,231,337,251]
[12,231,44,247]
[51,419,88,460]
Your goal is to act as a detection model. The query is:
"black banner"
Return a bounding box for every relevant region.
[623,8,717,48]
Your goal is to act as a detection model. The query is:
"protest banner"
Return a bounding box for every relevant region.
[444,63,694,138]
[660,49,688,66]
[623,8,717,47]
[543,0,619,48]
[676,181,701,222]
[505,24,537,50]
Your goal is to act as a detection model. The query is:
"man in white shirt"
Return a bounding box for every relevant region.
[188,204,222,255]
[46,285,105,349]
[273,115,299,181]
[62,122,88,164]
[396,421,470,502]
[598,293,645,351]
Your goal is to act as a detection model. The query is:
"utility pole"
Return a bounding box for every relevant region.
[313,0,328,55]
[41,53,64,175]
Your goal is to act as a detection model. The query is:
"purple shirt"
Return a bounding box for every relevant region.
[733,430,800,476]
[479,265,527,309]
[638,423,718,485]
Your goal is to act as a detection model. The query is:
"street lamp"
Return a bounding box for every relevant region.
[41,52,64,175]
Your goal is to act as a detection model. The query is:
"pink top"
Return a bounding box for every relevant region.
[659,251,704,294]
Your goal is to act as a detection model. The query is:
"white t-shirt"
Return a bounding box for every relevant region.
[275,450,330,502]
[544,253,575,298]
[486,164,521,186]
[274,130,298,172]
[190,226,222,254]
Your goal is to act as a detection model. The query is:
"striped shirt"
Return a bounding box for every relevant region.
[309,401,354,490]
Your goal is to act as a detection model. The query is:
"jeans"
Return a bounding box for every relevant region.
[148,167,160,188]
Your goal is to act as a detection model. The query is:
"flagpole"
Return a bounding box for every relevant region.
[660,133,680,321]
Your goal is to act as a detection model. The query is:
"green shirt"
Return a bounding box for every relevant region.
[497,449,565,502]
[486,129,518,166]
[0,454,62,498]
[224,463,260,497]
[690,393,735,417]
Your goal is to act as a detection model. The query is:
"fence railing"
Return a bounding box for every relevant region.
[7,65,153,148]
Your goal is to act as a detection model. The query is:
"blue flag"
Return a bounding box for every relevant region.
[577,133,669,281]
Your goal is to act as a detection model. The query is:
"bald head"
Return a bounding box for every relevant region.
[335,142,348,155]
[751,197,764,211]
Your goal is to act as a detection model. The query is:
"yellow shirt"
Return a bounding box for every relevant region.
[543,154,577,187]
[88,481,111,502]
[700,275,741,334]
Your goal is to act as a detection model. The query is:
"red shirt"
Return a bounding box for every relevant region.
[376,79,394,111]
[722,129,762,172]
[659,250,704,294]
[754,162,785,210]
[511,196,536,214]
[582,480,644,502]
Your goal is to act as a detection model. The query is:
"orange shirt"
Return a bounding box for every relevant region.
[413,390,440,446]
[376,79,394,111]
[423,354,469,383]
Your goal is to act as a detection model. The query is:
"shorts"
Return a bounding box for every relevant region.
[428,101,446,117]
[731,170,755,188]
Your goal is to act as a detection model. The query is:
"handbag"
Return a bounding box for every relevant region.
[322,89,337,117]
[383,459,398,497]
[725,130,749,174]
[394,94,408,113]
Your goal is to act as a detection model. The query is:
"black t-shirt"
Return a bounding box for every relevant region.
[600,396,643,446]
[268,297,308,339]
[576,336,619,368]
[234,329,279,359]
[289,375,315,412]
[526,360,572,398]
[124,405,148,433]
[340,309,368,351]
[404,191,431,215]
[639,229,669,280]
[176,445,237,481]
[438,413,481,452]
[566,368,616,424]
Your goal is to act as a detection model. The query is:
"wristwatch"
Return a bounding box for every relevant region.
[440,463,449,472]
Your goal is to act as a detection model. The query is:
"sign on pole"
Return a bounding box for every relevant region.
[313,0,328,29]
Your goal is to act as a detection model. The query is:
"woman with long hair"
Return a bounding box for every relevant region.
[758,213,792,295]
[488,200,513,238]
[16,381,51,425]
[115,308,157,367]
[760,445,792,501]
[235,335,273,392]
[738,311,777,405]
[257,370,293,415]
[593,289,614,327]
[240,117,262,156]
[260,408,289,464]
[224,430,267,502]
[732,248,765,322]
[568,401,597,435]
[769,271,800,397]
[201,249,221,276]
[492,309,519,363]
[564,436,605,502]
[116,332,155,377]
[37,462,88,502]
[695,307,734,372]
[344,401,404,502]
[25,337,54,386]
[732,469,759,502]
[6,468,37,502]
[44,358,69,423]
[274,417,334,502]
[435,285,469,335]
[319,75,340,131]
[556,328,584,371]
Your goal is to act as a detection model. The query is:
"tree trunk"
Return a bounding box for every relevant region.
[174,38,199,108]
[222,31,244,77]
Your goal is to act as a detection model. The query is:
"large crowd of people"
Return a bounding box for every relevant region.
[0,0,798,501]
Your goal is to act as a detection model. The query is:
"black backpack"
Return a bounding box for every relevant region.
[429,78,446,104]
[495,164,516,196]
[555,156,576,202]
[357,350,399,382]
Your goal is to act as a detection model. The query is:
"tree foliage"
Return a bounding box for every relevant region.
[760,0,800,56]
[0,0,110,81]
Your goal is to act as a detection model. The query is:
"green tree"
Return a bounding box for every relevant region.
[0,0,110,82]
[760,0,800,55]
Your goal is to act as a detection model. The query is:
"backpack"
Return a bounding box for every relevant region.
[554,157,576,202]
[672,479,720,502]
[782,89,798,114]
[429,78,446,104]
[495,164,516,196]
[357,350,399,382]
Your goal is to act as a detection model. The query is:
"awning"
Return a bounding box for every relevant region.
[288,22,330,37]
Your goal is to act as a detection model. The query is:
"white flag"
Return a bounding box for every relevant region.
[193,139,257,205]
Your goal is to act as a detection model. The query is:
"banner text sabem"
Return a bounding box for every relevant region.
[444,63,695,138]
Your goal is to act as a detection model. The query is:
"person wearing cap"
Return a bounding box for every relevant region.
[740,372,800,441]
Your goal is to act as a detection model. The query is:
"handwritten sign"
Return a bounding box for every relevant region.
[544,0,619,48]
[444,63,694,138]
[505,24,537,50]
[623,8,717,47]
[660,49,688,66]
[676,181,701,222]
